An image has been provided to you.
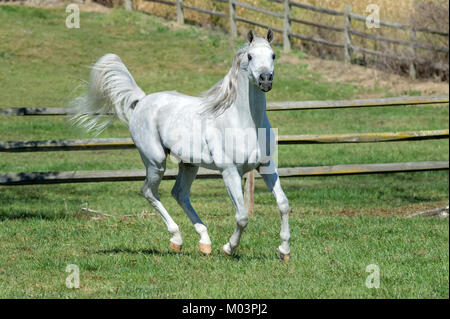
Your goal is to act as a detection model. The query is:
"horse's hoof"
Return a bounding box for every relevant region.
[170,241,182,253]
[222,243,233,257]
[199,243,212,255]
[278,248,290,263]
[222,250,233,258]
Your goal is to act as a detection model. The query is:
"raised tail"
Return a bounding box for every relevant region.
[69,54,145,135]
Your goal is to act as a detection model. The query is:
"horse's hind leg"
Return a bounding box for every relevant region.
[259,163,291,262]
[171,163,212,254]
[142,164,183,252]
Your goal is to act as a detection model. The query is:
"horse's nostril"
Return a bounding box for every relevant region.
[259,73,273,82]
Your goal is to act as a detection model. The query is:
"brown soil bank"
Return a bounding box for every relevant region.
[303,56,449,98]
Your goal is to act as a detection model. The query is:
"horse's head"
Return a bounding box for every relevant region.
[245,29,276,92]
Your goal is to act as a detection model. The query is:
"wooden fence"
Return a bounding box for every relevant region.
[140,0,449,79]
[1,95,449,214]
[1,95,447,116]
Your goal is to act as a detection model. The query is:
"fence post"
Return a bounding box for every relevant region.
[124,0,132,11]
[343,4,352,65]
[408,18,417,80]
[229,0,237,38]
[176,0,184,24]
[244,170,255,217]
[283,0,291,52]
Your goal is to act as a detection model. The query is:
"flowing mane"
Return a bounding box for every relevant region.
[199,43,249,117]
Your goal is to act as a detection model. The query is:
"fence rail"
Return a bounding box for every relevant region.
[347,11,448,36]
[143,0,449,78]
[233,0,283,19]
[1,130,448,153]
[1,95,448,116]
[183,4,227,17]
[235,16,283,34]
[348,29,449,53]
[289,17,343,33]
[277,130,449,144]
[1,161,448,186]
[149,0,175,6]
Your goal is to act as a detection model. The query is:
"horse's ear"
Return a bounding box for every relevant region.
[266,28,274,43]
[247,30,254,43]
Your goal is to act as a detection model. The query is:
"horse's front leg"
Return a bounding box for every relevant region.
[259,165,291,262]
[222,167,248,256]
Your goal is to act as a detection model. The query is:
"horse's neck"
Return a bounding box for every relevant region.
[245,71,267,128]
[223,69,266,128]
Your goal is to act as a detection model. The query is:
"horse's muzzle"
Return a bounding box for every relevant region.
[258,72,273,92]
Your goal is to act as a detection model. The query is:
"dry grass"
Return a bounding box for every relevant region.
[135,0,448,79]
[302,55,449,98]
[134,0,418,44]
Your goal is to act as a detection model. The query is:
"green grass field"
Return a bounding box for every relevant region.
[0,6,448,298]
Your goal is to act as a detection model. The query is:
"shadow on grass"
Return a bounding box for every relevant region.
[96,247,186,257]
[398,195,437,203]
[0,209,70,221]
[95,247,272,261]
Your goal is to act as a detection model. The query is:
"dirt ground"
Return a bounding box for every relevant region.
[279,53,449,98]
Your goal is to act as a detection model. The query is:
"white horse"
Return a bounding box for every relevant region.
[71,29,291,261]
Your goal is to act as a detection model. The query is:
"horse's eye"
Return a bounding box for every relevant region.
[272,53,276,60]
[248,54,252,61]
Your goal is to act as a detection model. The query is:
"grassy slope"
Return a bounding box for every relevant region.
[0,6,448,298]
